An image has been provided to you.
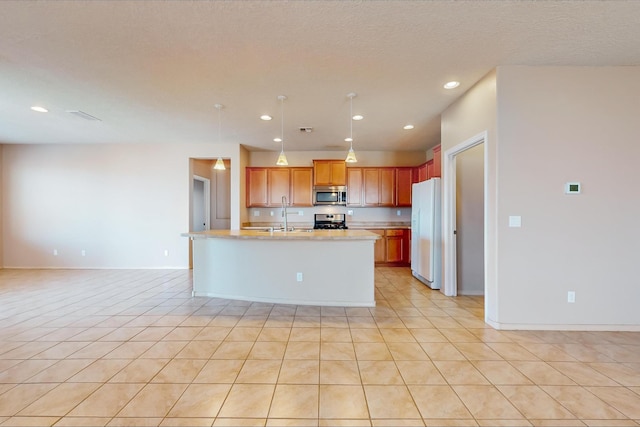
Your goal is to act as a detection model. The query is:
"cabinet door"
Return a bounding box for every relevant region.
[247,168,268,207]
[426,160,434,180]
[396,168,413,207]
[290,168,313,206]
[313,160,346,186]
[314,161,332,186]
[379,168,395,206]
[330,161,347,186]
[433,145,442,178]
[363,168,380,206]
[268,168,290,206]
[370,229,386,263]
[386,229,404,263]
[418,163,428,182]
[346,168,363,206]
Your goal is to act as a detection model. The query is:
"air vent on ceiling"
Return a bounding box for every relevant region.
[299,127,313,133]
[66,110,102,121]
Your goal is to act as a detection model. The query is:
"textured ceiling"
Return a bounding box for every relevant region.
[1,1,639,153]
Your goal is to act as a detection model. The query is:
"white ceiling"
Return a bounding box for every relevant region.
[1,1,639,153]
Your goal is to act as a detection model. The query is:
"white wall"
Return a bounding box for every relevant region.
[0,145,3,268]
[1,142,241,268]
[442,66,640,330]
[495,66,640,329]
[441,69,498,322]
[249,150,427,168]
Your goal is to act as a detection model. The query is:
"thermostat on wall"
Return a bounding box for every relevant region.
[565,182,581,194]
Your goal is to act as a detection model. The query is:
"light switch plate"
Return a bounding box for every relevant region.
[508,216,522,227]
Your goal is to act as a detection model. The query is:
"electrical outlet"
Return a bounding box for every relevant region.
[567,291,576,303]
[397,210,402,216]
[81,250,86,257]
[347,210,354,216]
[253,210,260,217]
[270,211,274,217]
[296,272,303,282]
[298,211,303,216]
[53,249,58,256]
[164,250,169,257]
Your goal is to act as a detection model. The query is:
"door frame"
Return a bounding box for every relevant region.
[193,175,210,231]
[442,131,487,299]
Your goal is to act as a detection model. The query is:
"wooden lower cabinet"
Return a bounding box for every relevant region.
[370,229,386,263]
[368,228,410,265]
[385,229,405,263]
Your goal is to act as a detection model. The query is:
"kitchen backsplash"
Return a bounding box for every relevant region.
[244,206,411,228]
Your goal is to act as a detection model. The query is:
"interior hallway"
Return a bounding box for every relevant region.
[1,267,639,426]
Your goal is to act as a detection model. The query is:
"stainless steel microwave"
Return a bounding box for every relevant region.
[313,186,347,206]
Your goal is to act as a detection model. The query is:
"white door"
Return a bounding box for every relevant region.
[192,176,210,231]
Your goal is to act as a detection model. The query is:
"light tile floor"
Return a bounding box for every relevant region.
[1,267,639,426]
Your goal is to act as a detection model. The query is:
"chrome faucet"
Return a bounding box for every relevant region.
[281,195,289,231]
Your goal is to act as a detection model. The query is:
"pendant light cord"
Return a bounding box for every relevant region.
[281,96,285,152]
[349,95,353,150]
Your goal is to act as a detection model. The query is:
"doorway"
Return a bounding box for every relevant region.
[192,175,210,232]
[442,132,487,300]
[455,143,485,295]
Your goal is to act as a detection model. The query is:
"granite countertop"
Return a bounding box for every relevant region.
[346,221,411,229]
[242,221,411,230]
[182,229,381,241]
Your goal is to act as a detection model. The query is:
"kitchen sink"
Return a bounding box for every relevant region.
[269,228,313,233]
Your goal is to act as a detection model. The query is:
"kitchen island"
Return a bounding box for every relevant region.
[182,229,380,307]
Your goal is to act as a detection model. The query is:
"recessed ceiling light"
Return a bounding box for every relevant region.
[403,124,414,130]
[352,115,363,121]
[273,137,282,142]
[345,137,353,142]
[31,106,48,113]
[444,81,460,89]
[260,115,272,121]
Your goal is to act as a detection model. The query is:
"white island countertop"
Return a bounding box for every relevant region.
[182,229,380,241]
[183,228,379,307]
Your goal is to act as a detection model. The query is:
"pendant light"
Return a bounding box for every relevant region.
[213,104,226,171]
[276,95,288,166]
[345,92,358,163]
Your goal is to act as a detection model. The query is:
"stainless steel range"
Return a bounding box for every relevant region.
[313,213,348,230]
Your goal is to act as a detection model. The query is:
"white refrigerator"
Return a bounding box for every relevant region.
[411,178,442,289]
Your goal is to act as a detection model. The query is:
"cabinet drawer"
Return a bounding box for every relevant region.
[385,229,405,237]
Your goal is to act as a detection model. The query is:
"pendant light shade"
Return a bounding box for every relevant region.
[213,157,225,170]
[213,104,226,171]
[345,93,358,163]
[276,95,288,166]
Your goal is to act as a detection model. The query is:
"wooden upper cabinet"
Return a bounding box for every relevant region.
[290,167,313,206]
[346,167,363,206]
[379,168,395,206]
[267,168,290,206]
[246,167,294,207]
[395,167,414,207]
[417,163,428,182]
[246,168,268,207]
[433,145,442,178]
[313,160,346,186]
[426,159,434,180]
[362,167,395,206]
[363,168,380,206]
